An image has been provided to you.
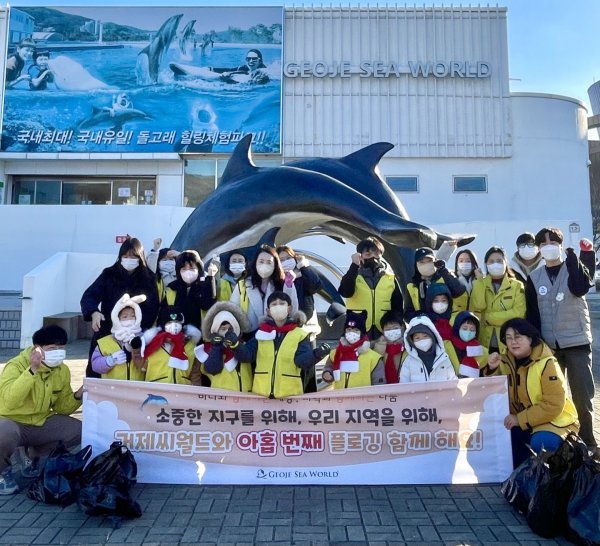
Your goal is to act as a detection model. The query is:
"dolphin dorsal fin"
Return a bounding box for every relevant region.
[341,142,394,172]
[220,134,259,185]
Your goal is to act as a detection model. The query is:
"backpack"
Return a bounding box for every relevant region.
[78,441,142,525]
[27,443,92,506]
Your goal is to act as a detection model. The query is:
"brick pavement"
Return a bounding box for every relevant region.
[1,298,600,546]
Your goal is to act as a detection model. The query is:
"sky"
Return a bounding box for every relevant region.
[7,0,600,112]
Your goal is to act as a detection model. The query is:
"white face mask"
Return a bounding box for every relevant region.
[120,319,136,328]
[432,301,449,314]
[413,338,433,352]
[384,328,402,342]
[417,261,436,277]
[281,258,296,272]
[345,331,362,344]
[256,263,275,278]
[540,244,561,261]
[518,247,538,261]
[165,322,182,335]
[181,269,199,284]
[229,263,246,277]
[121,257,139,271]
[457,263,473,276]
[487,262,506,277]
[43,349,66,368]
[159,260,176,274]
[269,303,289,322]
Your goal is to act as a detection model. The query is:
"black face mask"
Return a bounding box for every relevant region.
[363,257,379,269]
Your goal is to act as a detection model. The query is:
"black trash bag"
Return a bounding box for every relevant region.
[501,448,543,514]
[526,433,589,539]
[567,457,600,546]
[27,443,92,506]
[78,441,142,522]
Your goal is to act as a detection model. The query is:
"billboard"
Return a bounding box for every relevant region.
[2,6,282,153]
[82,377,513,485]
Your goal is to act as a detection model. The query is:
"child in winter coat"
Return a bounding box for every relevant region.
[447,311,488,378]
[141,306,201,385]
[322,310,385,389]
[372,311,405,384]
[191,301,253,392]
[91,294,147,381]
[400,315,457,383]
[231,291,328,399]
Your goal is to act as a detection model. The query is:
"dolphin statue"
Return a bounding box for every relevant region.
[137,14,183,85]
[178,20,196,56]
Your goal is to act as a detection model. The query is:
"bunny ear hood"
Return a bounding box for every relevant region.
[111,293,145,330]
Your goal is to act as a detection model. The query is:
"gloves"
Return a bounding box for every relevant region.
[580,238,593,252]
[284,270,296,288]
[313,343,331,361]
[106,350,127,367]
[223,330,240,349]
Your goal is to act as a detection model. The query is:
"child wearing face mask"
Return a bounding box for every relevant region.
[140,307,201,385]
[400,315,457,383]
[91,294,147,380]
[230,292,329,398]
[163,250,217,329]
[190,302,253,392]
[470,246,526,353]
[322,310,385,389]
[230,246,299,333]
[453,249,483,314]
[372,311,405,384]
[446,311,488,378]
[405,247,466,321]
[217,251,248,302]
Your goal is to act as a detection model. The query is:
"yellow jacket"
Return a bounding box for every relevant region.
[469,276,525,350]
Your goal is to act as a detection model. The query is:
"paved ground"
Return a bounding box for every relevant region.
[1,298,600,546]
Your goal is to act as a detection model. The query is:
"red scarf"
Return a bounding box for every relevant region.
[332,336,369,375]
[384,342,403,384]
[258,322,297,335]
[144,331,187,361]
[434,318,453,341]
[451,334,481,371]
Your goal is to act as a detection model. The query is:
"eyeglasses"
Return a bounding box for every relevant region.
[518,243,536,249]
[246,56,259,61]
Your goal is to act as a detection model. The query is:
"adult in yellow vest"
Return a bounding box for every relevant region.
[231,291,329,399]
[338,237,403,340]
[91,293,147,381]
[405,247,466,321]
[217,250,247,302]
[191,301,253,392]
[452,249,483,315]
[470,246,526,353]
[483,318,579,468]
[322,310,384,389]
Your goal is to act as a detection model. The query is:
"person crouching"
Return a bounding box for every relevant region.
[191,302,253,392]
[322,310,385,389]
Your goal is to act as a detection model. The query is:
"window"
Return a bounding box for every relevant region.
[11,177,156,205]
[386,176,419,192]
[453,176,487,193]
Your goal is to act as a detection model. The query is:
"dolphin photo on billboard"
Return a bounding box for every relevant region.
[1,6,282,153]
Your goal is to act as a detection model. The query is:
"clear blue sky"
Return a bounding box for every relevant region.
[9,0,600,111]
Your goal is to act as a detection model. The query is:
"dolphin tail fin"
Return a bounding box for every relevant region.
[220,134,259,185]
[341,142,394,172]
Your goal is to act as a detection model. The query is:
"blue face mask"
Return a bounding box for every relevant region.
[459,329,477,342]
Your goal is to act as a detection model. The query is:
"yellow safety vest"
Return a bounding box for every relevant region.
[344,273,395,333]
[144,341,195,385]
[97,335,145,382]
[526,356,578,429]
[203,361,253,392]
[329,348,382,389]
[252,327,308,399]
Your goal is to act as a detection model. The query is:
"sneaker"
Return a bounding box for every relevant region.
[0,468,18,495]
[20,455,41,479]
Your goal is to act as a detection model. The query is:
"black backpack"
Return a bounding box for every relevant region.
[78,441,142,525]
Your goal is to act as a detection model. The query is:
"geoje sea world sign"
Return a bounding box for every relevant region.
[2,6,283,153]
[284,60,492,78]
